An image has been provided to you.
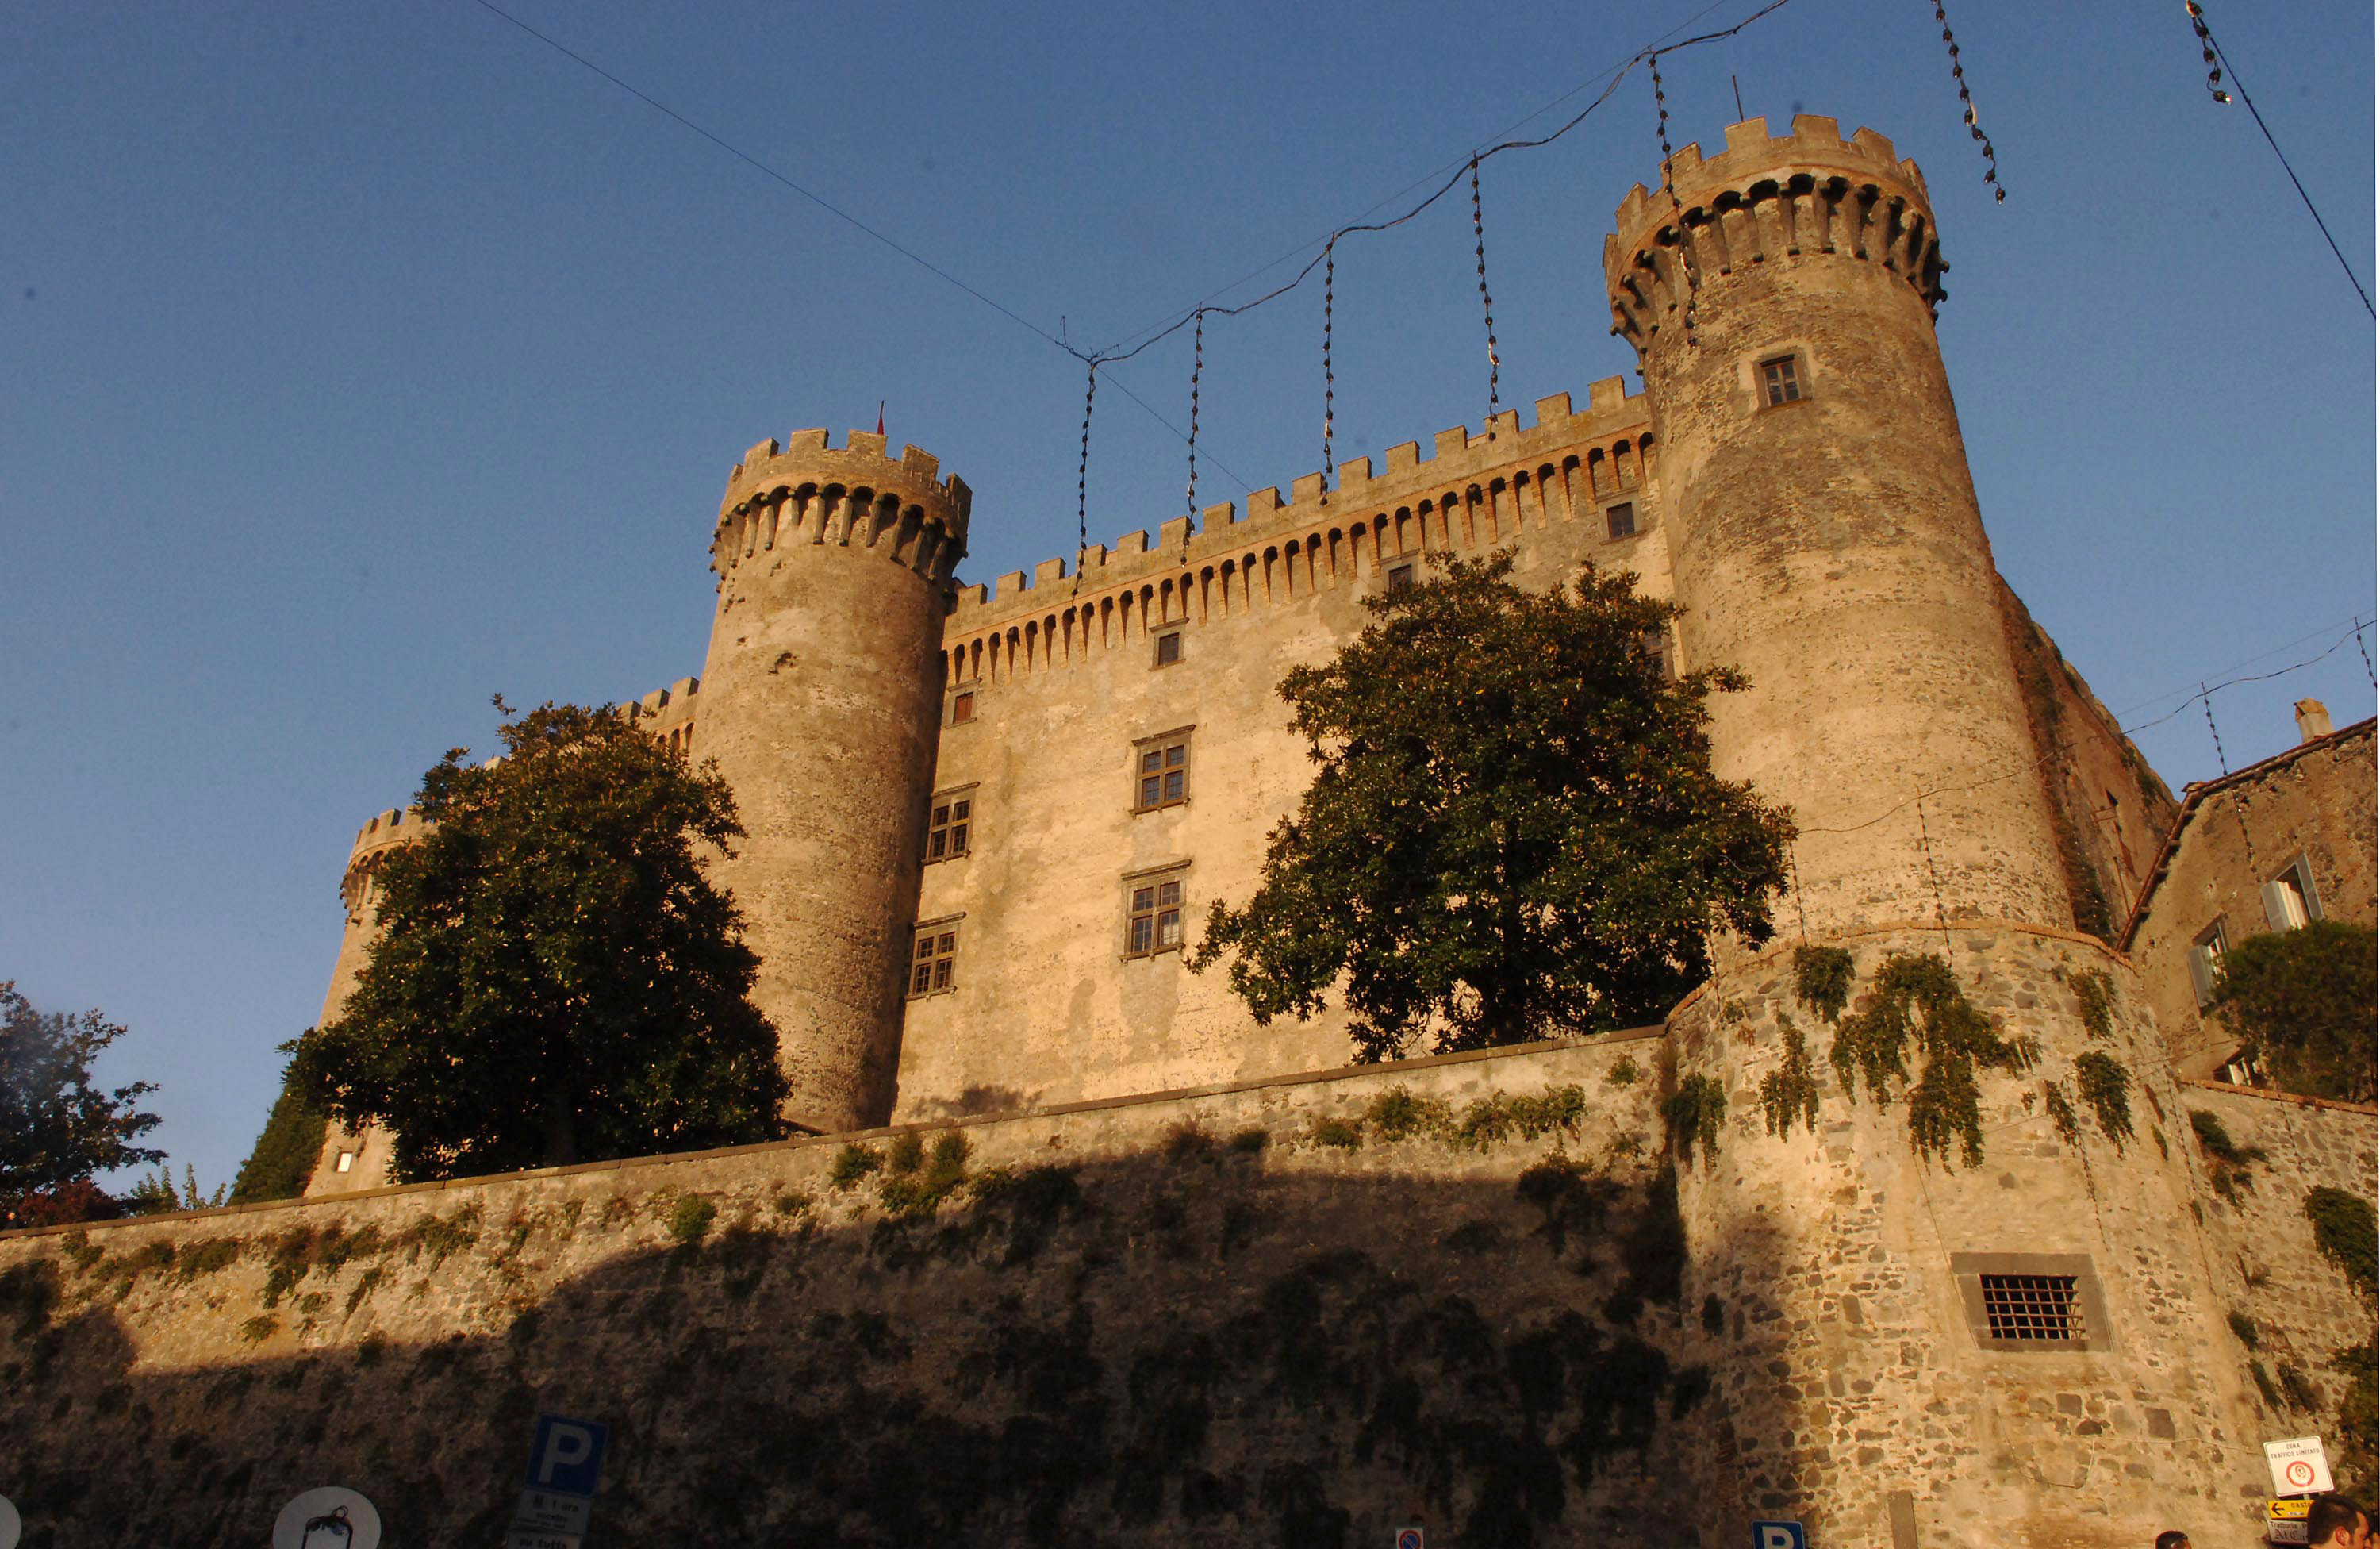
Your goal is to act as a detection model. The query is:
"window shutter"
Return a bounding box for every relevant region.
[2261,881,2294,932]
[2295,859,2324,922]
[2187,947,2213,1009]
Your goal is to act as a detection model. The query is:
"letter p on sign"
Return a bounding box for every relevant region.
[1753,1523,1807,1549]
[526,1414,609,1498]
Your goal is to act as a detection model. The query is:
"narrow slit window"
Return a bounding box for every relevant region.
[1761,354,1803,406]
[1128,878,1185,956]
[909,925,958,997]
[1977,1274,2082,1343]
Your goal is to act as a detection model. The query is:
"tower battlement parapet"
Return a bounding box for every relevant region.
[945,375,1650,634]
[1603,116,1944,353]
[713,429,971,586]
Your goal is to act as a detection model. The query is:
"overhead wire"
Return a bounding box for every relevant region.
[2181,4,2374,317]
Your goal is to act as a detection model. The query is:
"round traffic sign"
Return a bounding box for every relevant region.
[272,1487,382,1549]
[0,1492,22,1549]
[2286,1459,2318,1489]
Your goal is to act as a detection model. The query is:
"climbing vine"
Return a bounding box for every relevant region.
[2069,968,2117,1042]
[2040,1080,2082,1148]
[2305,1186,2378,1293]
[1829,953,2038,1168]
[1791,945,1855,1025]
[1662,1075,1727,1170]
[2071,1051,2133,1147]
[1758,1017,1821,1139]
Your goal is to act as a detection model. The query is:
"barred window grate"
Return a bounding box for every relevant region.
[1979,1274,2082,1342]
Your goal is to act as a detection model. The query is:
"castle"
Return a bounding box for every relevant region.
[5,117,2369,1548]
[313,113,2178,1182]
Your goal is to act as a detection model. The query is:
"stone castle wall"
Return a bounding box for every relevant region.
[6,1034,1717,1547]
[2178,1079,2379,1483]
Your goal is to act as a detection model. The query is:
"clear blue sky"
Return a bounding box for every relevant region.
[3,1,2371,1195]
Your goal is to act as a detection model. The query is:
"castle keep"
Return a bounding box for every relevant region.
[8,117,2369,1548]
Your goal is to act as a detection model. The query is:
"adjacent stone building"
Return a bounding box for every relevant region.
[2124,703,2377,1081]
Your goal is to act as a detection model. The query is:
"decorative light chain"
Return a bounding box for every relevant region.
[1471,156,1501,439]
[1069,356,1096,598]
[1932,0,2006,200]
[1321,238,1336,502]
[1184,306,1204,524]
[2182,2,2233,102]
[1649,50,1700,340]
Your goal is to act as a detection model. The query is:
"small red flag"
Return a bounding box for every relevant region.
[877,400,885,436]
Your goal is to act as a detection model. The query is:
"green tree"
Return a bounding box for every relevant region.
[1189,555,1795,1059]
[226,1064,329,1205]
[0,982,164,1221]
[2211,920,2377,1102]
[286,701,790,1182]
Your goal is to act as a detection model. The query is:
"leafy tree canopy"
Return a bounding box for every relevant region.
[0,981,164,1220]
[2212,920,2377,1103]
[286,701,790,1182]
[1190,554,1795,1059]
[227,1063,329,1205]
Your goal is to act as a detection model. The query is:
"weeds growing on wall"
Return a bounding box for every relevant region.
[2279,1363,2321,1413]
[1606,1055,1641,1087]
[2071,1052,2133,1147]
[666,1196,716,1247]
[880,1134,971,1217]
[2333,1340,2378,1498]
[1758,1017,1821,1139]
[2227,1309,2261,1349]
[2252,1359,2285,1410]
[1791,945,1855,1024]
[886,1132,926,1176]
[2042,1081,2082,1148]
[1829,953,2036,1168]
[2069,969,2118,1042]
[2305,1186,2378,1293]
[829,1143,882,1189]
[1661,1076,1726,1170]
[237,1314,278,1343]
[2189,1109,2266,1202]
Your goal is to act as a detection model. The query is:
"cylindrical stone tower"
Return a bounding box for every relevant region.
[1605,114,2069,936]
[1609,122,2272,1546]
[697,429,969,1133]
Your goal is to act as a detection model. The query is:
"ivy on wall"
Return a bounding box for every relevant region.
[1829,954,2039,1168]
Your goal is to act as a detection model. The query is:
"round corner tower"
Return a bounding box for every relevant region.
[1604,114,2068,936]
[697,429,969,1133]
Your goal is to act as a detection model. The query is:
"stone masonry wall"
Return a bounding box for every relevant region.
[0,1033,1746,1549]
[1663,922,2323,1549]
[2178,1079,2379,1495]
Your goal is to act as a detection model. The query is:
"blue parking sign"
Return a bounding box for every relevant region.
[525,1415,609,1498]
[1752,1524,1806,1549]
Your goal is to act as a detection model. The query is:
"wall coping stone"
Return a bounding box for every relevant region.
[2175,1078,2378,1117]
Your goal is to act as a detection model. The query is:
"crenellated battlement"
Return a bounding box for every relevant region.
[944,376,1650,639]
[713,428,972,587]
[1603,115,1944,352]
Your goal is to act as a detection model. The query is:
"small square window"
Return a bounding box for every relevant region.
[1386,563,1416,593]
[950,690,976,725]
[908,924,959,997]
[925,791,973,862]
[1760,354,1803,406]
[335,1150,355,1174]
[1979,1274,2082,1342]
[1127,874,1186,956]
[1606,502,1637,540]
[1134,732,1192,812]
[1154,630,1183,667]
[1952,1252,2109,1352]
